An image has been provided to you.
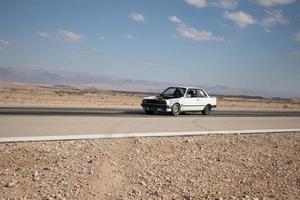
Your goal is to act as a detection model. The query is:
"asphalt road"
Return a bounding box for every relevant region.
[0,107,300,117]
[0,107,300,138]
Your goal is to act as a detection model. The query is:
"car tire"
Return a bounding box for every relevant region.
[171,103,181,116]
[201,105,211,115]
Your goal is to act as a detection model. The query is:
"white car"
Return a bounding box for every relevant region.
[141,86,217,116]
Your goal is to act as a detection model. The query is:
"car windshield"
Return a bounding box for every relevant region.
[160,87,186,98]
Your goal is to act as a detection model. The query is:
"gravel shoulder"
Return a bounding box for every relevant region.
[0,133,299,199]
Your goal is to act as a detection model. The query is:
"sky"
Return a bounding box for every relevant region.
[0,0,299,96]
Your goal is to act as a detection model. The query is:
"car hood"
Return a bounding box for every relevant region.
[143,96,178,100]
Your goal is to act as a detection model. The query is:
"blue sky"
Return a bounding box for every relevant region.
[0,0,299,96]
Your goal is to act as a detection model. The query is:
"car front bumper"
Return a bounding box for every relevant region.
[141,103,171,112]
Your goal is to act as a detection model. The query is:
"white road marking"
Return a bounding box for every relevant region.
[0,128,299,143]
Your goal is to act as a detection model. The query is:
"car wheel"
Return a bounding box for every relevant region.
[171,104,181,116]
[201,105,211,115]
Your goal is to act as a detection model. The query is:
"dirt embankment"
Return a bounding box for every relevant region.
[1,133,299,199]
[1,82,300,110]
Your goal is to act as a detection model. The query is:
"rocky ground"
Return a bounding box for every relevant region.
[0,133,299,200]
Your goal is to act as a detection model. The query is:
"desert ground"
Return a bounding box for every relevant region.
[0,133,299,199]
[1,82,299,200]
[1,82,300,110]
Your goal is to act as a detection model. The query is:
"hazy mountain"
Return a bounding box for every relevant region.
[0,67,170,93]
[0,67,292,97]
[205,85,274,97]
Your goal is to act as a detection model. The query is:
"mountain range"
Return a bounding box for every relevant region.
[0,67,292,98]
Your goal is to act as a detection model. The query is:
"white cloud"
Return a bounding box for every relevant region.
[56,30,84,42]
[185,0,206,8]
[294,30,300,42]
[176,24,224,41]
[129,13,145,22]
[38,30,84,43]
[125,34,134,40]
[185,0,240,9]
[185,0,294,9]
[145,62,153,66]
[37,32,50,39]
[210,0,240,9]
[169,16,224,42]
[0,39,10,46]
[169,16,183,23]
[70,54,81,61]
[256,0,295,7]
[70,48,96,61]
[171,34,179,39]
[0,39,11,51]
[260,10,289,27]
[224,11,256,28]
[265,28,271,33]
[291,51,300,55]
[70,51,87,61]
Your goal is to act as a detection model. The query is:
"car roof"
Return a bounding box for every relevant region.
[171,86,203,90]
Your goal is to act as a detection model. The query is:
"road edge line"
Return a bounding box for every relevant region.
[0,128,300,143]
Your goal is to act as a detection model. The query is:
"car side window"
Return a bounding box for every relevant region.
[197,89,207,98]
[187,89,197,98]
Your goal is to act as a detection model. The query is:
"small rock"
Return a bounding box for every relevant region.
[15,167,22,171]
[4,180,16,187]
[185,139,191,143]
[33,171,39,181]
[110,161,116,166]
[286,160,292,164]
[139,181,147,186]
[183,194,191,200]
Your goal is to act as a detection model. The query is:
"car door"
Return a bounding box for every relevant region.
[195,89,208,111]
[182,89,200,111]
